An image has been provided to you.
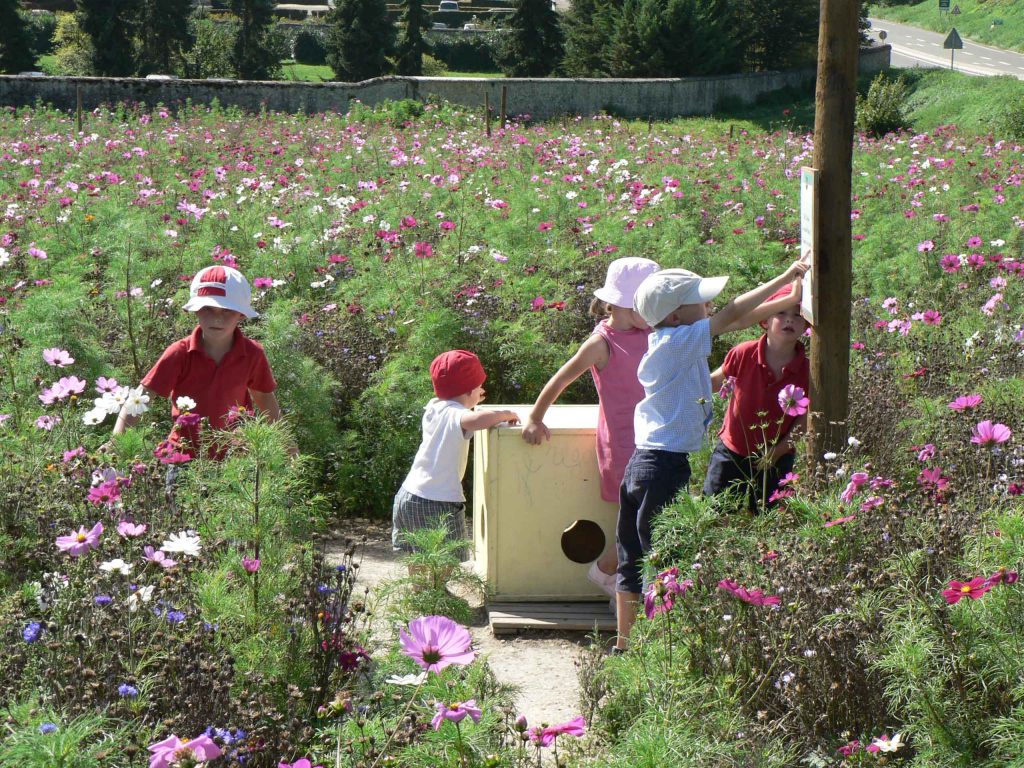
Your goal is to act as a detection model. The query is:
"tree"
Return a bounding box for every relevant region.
[559,0,616,77]
[230,0,281,80]
[325,0,394,82]
[731,0,819,72]
[137,0,195,75]
[395,0,430,76]
[0,0,36,74]
[498,0,563,77]
[180,15,237,79]
[52,10,95,76]
[76,0,137,76]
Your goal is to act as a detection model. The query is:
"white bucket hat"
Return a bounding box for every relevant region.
[182,265,258,318]
[634,268,729,327]
[593,257,661,308]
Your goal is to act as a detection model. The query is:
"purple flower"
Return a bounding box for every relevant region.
[148,734,221,768]
[971,420,1011,447]
[643,567,693,619]
[430,699,482,730]
[42,347,74,367]
[777,384,809,417]
[23,621,42,643]
[529,715,587,747]
[56,522,103,556]
[118,683,139,698]
[39,722,58,735]
[399,615,476,673]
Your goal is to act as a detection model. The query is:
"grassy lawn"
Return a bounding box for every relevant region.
[870,0,1024,52]
[281,61,333,82]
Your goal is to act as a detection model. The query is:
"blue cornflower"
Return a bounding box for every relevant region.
[39,722,58,734]
[316,584,337,594]
[23,621,42,643]
[95,595,113,606]
[165,610,186,624]
[336,564,347,573]
[118,683,138,698]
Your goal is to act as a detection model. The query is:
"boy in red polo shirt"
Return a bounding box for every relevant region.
[113,265,282,459]
[703,285,808,512]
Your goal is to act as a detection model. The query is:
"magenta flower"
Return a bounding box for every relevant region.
[399,615,475,673]
[943,577,993,604]
[148,734,221,768]
[56,522,103,556]
[537,221,553,232]
[242,556,261,573]
[253,277,274,288]
[430,699,482,730]
[529,715,586,747]
[987,568,1019,587]
[777,384,809,417]
[920,309,942,325]
[643,567,693,619]
[413,241,433,259]
[917,240,934,252]
[824,514,856,528]
[400,215,418,229]
[916,443,936,461]
[917,467,949,495]
[939,254,961,273]
[837,739,862,757]
[718,578,781,607]
[840,471,869,504]
[87,481,122,506]
[279,760,323,768]
[949,394,982,411]
[43,347,74,367]
[530,296,546,311]
[63,447,85,462]
[966,235,982,248]
[117,520,147,538]
[971,420,1011,447]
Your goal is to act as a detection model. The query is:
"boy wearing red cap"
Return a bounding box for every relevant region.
[392,350,519,559]
[703,285,809,511]
[113,265,282,459]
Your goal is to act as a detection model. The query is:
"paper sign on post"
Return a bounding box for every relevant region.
[800,166,818,325]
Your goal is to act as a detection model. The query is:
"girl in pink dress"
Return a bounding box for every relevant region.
[522,257,660,597]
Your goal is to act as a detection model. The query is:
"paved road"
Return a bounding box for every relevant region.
[868,17,1024,80]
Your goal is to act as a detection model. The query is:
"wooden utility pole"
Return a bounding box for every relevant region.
[807,0,859,460]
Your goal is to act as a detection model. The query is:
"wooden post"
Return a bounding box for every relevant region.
[499,85,507,128]
[807,0,859,461]
[485,91,491,137]
[76,85,83,133]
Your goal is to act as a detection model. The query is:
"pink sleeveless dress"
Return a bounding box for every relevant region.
[591,320,652,502]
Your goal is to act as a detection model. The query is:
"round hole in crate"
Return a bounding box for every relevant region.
[560,519,606,564]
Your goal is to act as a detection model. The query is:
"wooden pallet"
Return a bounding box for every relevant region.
[487,601,616,635]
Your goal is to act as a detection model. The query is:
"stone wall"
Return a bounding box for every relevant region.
[0,46,890,120]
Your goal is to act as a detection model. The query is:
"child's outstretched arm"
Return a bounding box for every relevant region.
[522,334,608,444]
[710,255,810,337]
[461,408,520,433]
[250,389,283,422]
[112,385,160,435]
[714,276,803,335]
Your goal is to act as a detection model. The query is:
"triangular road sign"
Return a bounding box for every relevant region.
[944,28,963,49]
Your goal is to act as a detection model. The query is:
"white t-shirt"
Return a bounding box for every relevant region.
[401,398,470,502]
[634,318,714,454]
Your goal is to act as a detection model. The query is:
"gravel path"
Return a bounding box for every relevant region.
[324,519,607,727]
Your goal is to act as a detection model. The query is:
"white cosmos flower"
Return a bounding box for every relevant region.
[823,452,838,461]
[99,558,133,575]
[161,531,202,557]
[82,408,106,425]
[175,396,197,412]
[847,436,861,448]
[385,672,427,686]
[871,733,904,753]
[127,584,155,613]
[123,386,150,417]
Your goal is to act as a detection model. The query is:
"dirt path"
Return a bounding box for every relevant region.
[324,519,608,727]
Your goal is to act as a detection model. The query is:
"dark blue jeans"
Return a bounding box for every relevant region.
[616,449,691,594]
[702,439,795,513]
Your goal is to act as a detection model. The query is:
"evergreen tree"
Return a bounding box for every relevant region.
[325,0,394,82]
[395,0,430,76]
[137,0,195,75]
[0,0,36,74]
[76,0,137,76]
[605,0,644,77]
[559,0,615,77]
[732,0,818,72]
[498,0,563,77]
[230,0,280,80]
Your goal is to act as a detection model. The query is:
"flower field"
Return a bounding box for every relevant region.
[1,69,1024,766]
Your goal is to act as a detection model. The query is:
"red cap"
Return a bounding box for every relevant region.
[760,285,796,329]
[430,350,486,400]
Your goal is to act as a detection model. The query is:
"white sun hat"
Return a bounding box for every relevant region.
[593,257,661,308]
[182,265,258,318]
[633,268,729,327]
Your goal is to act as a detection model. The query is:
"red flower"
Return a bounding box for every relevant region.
[942,576,993,604]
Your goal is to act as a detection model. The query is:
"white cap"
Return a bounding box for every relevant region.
[182,265,258,318]
[634,268,728,327]
[593,257,661,308]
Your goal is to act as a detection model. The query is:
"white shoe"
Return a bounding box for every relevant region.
[587,561,617,598]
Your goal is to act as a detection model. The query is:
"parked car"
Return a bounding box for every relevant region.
[438,0,459,10]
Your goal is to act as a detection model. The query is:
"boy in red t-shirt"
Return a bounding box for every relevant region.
[703,285,808,512]
[113,265,282,459]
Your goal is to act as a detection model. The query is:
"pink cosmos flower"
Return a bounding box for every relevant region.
[986,568,1019,587]
[920,309,942,325]
[777,384,809,417]
[400,215,418,229]
[917,240,934,252]
[279,760,323,768]
[966,235,982,248]
[144,546,176,569]
[43,348,74,367]
[718,375,736,399]
[859,495,884,512]
[971,420,1011,447]
[399,615,476,673]
[537,221,553,232]
[943,576,993,604]
[939,254,961,272]
[948,394,982,411]
[916,443,936,461]
[148,734,221,768]
[840,471,869,504]
[778,472,798,487]
[837,739,862,757]
[95,376,119,393]
[440,220,455,231]
[63,447,85,462]
[529,715,586,747]
[718,578,780,607]
[88,481,122,506]
[917,466,948,495]
[431,699,482,730]
[643,567,693,619]
[56,522,103,556]
[242,556,261,573]
[981,292,1004,316]
[413,241,433,259]
[530,296,546,311]
[824,514,856,528]
[767,487,794,503]
[117,520,147,538]
[35,415,60,430]
[253,277,274,288]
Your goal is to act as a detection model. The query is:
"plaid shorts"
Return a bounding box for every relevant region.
[392,487,469,560]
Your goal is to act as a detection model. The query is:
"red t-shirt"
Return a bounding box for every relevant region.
[141,326,277,456]
[718,336,808,457]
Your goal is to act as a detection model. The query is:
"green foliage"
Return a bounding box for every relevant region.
[230,0,282,79]
[0,0,35,74]
[731,0,818,71]
[292,27,328,65]
[75,0,137,76]
[0,701,136,768]
[427,29,501,72]
[999,95,1024,141]
[136,0,195,75]
[421,53,447,76]
[325,0,395,81]
[179,15,237,79]
[395,0,431,76]
[856,72,912,137]
[871,0,1024,53]
[496,0,563,77]
[20,10,57,58]
[559,0,615,77]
